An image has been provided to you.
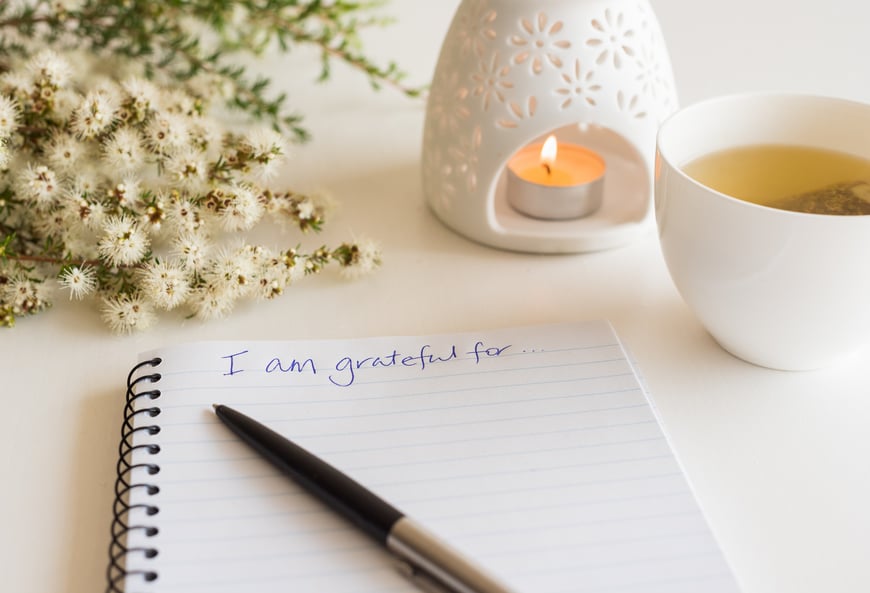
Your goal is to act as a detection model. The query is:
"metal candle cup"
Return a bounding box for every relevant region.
[506,138,606,220]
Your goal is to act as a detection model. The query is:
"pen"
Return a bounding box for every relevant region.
[212,404,519,593]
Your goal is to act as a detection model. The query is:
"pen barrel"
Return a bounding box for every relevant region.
[215,405,402,544]
[388,517,519,593]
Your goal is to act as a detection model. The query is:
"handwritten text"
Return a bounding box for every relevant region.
[219,339,512,387]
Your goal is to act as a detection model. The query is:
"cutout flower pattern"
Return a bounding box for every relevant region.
[632,30,677,116]
[454,0,498,58]
[426,69,471,137]
[510,12,571,75]
[586,8,636,69]
[423,146,456,213]
[616,90,647,119]
[471,52,513,111]
[447,125,483,191]
[498,96,538,129]
[556,59,601,108]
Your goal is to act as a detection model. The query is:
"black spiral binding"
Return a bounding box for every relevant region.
[106,357,164,593]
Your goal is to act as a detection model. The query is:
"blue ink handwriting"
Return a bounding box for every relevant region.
[219,339,512,388]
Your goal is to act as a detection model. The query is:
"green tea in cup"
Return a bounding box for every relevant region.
[682,144,870,215]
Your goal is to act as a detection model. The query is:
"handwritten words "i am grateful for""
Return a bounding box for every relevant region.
[220,341,513,387]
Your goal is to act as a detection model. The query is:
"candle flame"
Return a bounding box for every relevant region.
[540,135,558,165]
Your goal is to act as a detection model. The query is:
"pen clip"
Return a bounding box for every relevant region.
[392,557,459,593]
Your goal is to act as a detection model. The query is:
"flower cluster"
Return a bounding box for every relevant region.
[0,51,381,333]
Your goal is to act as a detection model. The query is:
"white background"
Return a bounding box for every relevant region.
[2,1,869,592]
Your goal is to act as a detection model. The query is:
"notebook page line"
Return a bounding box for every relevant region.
[154,418,659,460]
[151,404,653,444]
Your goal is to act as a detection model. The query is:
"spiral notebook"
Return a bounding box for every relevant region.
[106,321,741,593]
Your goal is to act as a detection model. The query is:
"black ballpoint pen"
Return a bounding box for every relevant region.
[212,404,519,593]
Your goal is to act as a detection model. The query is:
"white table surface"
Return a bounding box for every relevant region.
[2,1,869,592]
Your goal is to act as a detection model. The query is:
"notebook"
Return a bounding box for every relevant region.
[106,321,741,593]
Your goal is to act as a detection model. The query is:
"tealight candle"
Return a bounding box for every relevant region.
[506,135,606,219]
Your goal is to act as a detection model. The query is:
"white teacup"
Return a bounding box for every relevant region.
[655,93,870,370]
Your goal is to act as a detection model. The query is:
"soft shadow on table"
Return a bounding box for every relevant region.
[63,386,126,593]
[324,160,511,258]
[21,297,121,339]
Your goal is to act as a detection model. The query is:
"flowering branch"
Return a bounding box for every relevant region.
[0,0,424,142]
[0,51,381,333]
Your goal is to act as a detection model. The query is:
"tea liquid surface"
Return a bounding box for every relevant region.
[682,144,870,214]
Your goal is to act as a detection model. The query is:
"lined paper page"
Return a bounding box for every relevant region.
[123,321,740,593]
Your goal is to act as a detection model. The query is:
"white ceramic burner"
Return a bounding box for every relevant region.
[422,0,679,253]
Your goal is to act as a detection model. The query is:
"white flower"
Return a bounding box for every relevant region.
[45,133,85,173]
[282,250,306,284]
[58,266,98,300]
[52,88,79,122]
[0,141,8,170]
[121,77,160,113]
[144,113,190,153]
[17,163,60,207]
[139,260,191,310]
[140,197,166,232]
[217,184,263,231]
[67,169,102,201]
[296,198,315,220]
[78,199,107,230]
[166,147,206,188]
[172,232,209,271]
[241,127,286,179]
[0,96,20,138]
[103,127,146,172]
[76,169,104,193]
[100,293,156,334]
[33,208,67,238]
[238,243,268,265]
[98,215,150,266]
[243,127,285,156]
[71,90,118,138]
[255,253,294,300]
[340,238,382,280]
[0,71,32,98]
[188,280,235,320]
[106,175,143,208]
[188,120,224,155]
[203,246,257,298]
[28,50,72,88]
[166,198,204,234]
[159,88,198,117]
[91,78,124,111]
[3,276,49,315]
[256,270,288,300]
